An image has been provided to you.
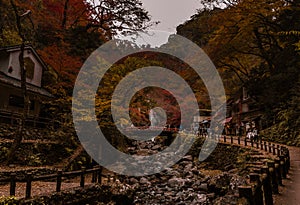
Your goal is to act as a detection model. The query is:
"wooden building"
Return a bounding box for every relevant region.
[227,87,263,135]
[0,45,53,119]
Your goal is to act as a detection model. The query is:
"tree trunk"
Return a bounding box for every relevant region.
[6,0,29,165]
[62,0,69,29]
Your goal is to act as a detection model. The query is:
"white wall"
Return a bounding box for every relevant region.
[6,49,43,87]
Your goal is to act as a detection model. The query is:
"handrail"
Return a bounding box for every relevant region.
[218,135,290,205]
[0,165,103,199]
[0,109,58,128]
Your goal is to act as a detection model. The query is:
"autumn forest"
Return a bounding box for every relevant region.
[0,0,299,149]
[0,0,299,203]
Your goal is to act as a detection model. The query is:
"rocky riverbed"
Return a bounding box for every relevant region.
[125,158,247,204]
[103,136,258,205]
[0,127,267,204]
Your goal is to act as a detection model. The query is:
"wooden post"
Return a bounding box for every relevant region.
[279,155,287,179]
[238,186,253,205]
[250,173,264,205]
[260,142,264,150]
[272,144,276,155]
[275,159,282,186]
[92,166,97,183]
[281,147,291,174]
[10,113,13,125]
[250,173,260,183]
[224,135,226,142]
[56,170,63,192]
[33,116,37,128]
[251,139,254,147]
[244,138,247,146]
[97,166,102,184]
[281,147,290,171]
[269,142,272,153]
[238,136,241,145]
[25,173,32,199]
[264,142,267,152]
[261,166,274,205]
[256,142,259,149]
[10,173,16,196]
[277,145,281,156]
[286,149,290,170]
[80,167,86,187]
[231,136,233,144]
[268,161,278,194]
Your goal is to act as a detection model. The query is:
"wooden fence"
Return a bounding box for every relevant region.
[0,109,57,128]
[0,166,104,199]
[220,135,290,205]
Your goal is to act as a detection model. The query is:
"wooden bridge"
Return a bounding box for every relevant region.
[124,126,179,137]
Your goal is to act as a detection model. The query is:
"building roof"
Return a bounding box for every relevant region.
[0,44,48,71]
[0,72,53,98]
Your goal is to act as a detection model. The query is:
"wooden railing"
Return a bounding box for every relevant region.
[220,135,290,205]
[0,109,57,128]
[0,166,103,199]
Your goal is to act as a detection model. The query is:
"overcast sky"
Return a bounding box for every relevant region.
[140,0,202,33]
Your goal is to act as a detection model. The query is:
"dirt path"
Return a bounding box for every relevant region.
[0,139,60,144]
[274,145,300,205]
[0,181,92,199]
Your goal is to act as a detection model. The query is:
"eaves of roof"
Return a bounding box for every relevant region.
[0,72,53,98]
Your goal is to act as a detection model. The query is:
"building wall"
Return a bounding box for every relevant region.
[0,83,41,116]
[0,52,9,73]
[5,49,43,87]
[242,103,249,112]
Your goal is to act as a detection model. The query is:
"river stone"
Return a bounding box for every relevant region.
[140,177,151,185]
[207,192,216,199]
[184,163,193,171]
[168,177,185,187]
[182,155,193,161]
[129,177,139,185]
[199,183,208,191]
[192,194,208,204]
[152,144,162,150]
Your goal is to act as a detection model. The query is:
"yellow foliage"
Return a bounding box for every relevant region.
[0,29,22,46]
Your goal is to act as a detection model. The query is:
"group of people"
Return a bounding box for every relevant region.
[243,121,260,141]
[192,121,210,137]
[246,127,260,141]
[192,120,261,141]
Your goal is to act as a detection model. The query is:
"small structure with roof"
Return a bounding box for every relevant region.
[0,45,53,120]
[227,87,262,135]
